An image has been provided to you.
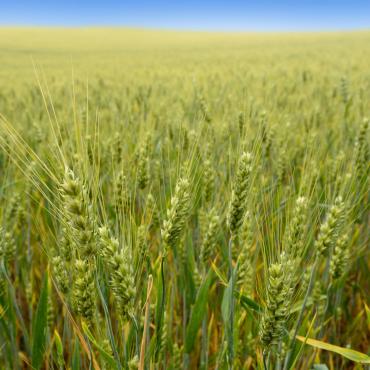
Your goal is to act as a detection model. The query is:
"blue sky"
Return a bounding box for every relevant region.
[1,0,370,31]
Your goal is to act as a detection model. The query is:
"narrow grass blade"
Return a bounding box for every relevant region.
[82,321,118,369]
[54,329,65,368]
[185,269,213,354]
[31,271,49,370]
[296,335,370,364]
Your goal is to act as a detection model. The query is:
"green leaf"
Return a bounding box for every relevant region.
[54,329,64,368]
[1,262,30,354]
[31,272,49,370]
[237,292,262,313]
[211,261,227,285]
[213,259,262,315]
[145,334,157,364]
[296,336,370,364]
[72,340,80,370]
[82,321,118,369]
[312,365,329,370]
[154,260,164,359]
[96,278,121,367]
[54,329,63,356]
[221,277,233,323]
[364,303,370,328]
[185,269,214,353]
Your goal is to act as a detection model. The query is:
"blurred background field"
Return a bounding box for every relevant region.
[1,28,370,85]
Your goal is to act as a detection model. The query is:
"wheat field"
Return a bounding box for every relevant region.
[0,28,369,369]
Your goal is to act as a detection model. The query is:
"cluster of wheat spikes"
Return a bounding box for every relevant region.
[0,30,369,370]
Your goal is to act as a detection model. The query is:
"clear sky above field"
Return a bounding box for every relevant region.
[1,0,370,31]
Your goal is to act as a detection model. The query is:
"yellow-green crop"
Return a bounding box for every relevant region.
[0,28,369,369]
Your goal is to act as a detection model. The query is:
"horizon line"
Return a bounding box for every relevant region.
[0,25,370,34]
